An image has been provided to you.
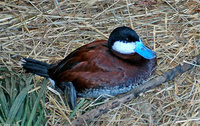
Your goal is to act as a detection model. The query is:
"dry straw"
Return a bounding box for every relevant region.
[0,0,199,125]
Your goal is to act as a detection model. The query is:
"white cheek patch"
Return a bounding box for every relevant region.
[112,41,136,54]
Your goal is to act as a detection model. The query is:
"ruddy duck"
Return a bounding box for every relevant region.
[22,26,157,109]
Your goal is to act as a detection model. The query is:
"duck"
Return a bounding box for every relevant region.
[22,26,157,109]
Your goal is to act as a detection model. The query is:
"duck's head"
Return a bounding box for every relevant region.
[108,26,156,61]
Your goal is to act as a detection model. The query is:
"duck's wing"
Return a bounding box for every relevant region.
[48,40,109,78]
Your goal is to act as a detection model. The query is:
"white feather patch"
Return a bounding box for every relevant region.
[112,41,136,54]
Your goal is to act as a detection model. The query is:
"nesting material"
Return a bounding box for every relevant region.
[0,0,199,125]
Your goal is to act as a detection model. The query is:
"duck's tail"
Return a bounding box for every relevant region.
[21,57,50,78]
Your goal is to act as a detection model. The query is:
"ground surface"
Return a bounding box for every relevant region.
[0,0,200,125]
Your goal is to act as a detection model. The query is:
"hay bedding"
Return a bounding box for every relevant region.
[0,0,199,125]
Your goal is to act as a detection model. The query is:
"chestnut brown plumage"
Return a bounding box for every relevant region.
[22,26,157,109]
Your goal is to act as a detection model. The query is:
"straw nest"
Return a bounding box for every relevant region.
[0,0,199,125]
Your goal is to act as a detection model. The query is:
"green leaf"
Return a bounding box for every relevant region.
[21,97,29,126]
[0,67,9,72]
[15,100,25,121]
[4,75,11,100]
[69,98,85,119]
[0,81,9,119]
[27,79,48,126]
[0,115,5,124]
[34,105,45,126]
[5,85,33,124]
